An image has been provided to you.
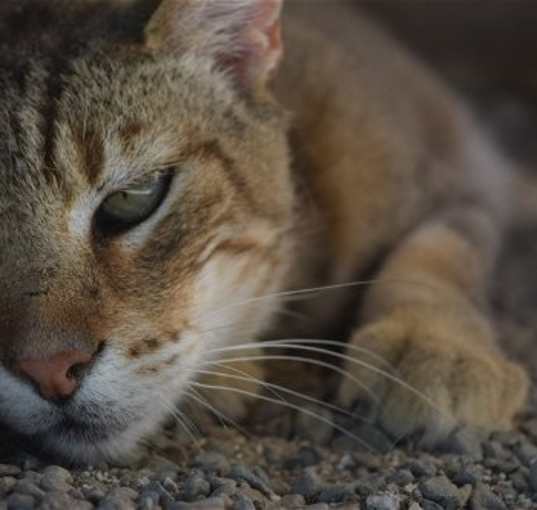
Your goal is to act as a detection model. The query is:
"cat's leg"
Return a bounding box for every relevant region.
[338,206,528,445]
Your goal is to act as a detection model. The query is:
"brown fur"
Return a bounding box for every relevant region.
[0,0,529,462]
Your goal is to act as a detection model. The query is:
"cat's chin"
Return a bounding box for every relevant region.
[2,402,163,465]
[26,418,147,466]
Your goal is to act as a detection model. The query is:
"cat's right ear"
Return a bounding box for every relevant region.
[144,0,283,93]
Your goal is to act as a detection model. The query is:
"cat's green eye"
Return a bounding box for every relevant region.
[96,172,173,235]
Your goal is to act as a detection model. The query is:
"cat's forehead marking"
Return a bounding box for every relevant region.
[0,0,155,195]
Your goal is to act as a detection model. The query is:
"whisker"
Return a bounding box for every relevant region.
[196,366,370,423]
[183,387,250,438]
[199,354,380,404]
[261,344,446,418]
[191,381,377,453]
[206,339,394,371]
[197,276,473,323]
[157,396,201,445]
[206,359,288,404]
[205,349,446,421]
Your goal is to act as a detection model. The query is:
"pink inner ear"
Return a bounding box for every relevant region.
[217,0,284,89]
[146,0,284,90]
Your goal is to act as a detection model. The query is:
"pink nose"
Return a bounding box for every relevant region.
[17,350,94,400]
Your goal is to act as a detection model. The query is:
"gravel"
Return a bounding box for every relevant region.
[2,413,536,509]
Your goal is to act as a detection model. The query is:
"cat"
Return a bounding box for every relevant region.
[0,0,529,463]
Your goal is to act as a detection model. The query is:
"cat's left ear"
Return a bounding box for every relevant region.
[145,0,283,92]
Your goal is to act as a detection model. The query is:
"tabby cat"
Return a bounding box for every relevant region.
[0,0,528,463]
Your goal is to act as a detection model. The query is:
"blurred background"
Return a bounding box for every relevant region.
[362,0,537,163]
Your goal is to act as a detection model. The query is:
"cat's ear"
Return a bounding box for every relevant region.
[145,0,283,91]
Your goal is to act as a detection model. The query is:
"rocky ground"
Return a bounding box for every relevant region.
[0,210,536,510]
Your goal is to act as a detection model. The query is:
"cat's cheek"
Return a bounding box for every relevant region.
[189,248,284,352]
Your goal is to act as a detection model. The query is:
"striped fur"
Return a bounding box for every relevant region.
[0,0,528,462]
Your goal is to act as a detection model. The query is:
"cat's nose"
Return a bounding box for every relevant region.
[17,350,95,401]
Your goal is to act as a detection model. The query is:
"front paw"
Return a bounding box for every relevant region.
[338,315,529,446]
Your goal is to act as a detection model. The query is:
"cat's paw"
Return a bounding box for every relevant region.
[338,315,528,446]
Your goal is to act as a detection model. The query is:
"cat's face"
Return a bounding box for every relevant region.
[0,0,292,462]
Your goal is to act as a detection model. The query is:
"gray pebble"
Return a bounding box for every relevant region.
[291,472,321,499]
[515,441,537,467]
[209,478,237,498]
[39,474,72,493]
[138,490,161,510]
[42,466,72,484]
[317,485,354,504]
[137,497,161,510]
[183,472,211,501]
[232,494,255,510]
[419,475,462,510]
[229,464,273,497]
[366,494,401,510]
[452,464,482,486]
[107,488,138,501]
[6,493,35,510]
[404,460,437,478]
[14,480,45,500]
[97,498,136,510]
[337,453,356,471]
[170,497,228,510]
[23,474,42,486]
[483,441,509,460]
[491,431,520,447]
[422,502,443,510]
[510,468,529,491]
[0,465,21,476]
[529,460,537,492]
[192,453,230,476]
[162,478,178,494]
[142,482,173,508]
[284,447,321,470]
[439,427,483,460]
[386,469,414,486]
[470,483,507,510]
[82,487,106,504]
[0,476,17,494]
[39,492,93,510]
[281,494,305,508]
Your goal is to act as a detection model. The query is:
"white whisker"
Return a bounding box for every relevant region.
[199,354,379,404]
[191,381,378,452]
[196,366,370,423]
[184,387,250,438]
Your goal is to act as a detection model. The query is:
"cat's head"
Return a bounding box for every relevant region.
[0,0,293,463]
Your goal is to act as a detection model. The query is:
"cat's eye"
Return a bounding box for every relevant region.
[95,172,173,235]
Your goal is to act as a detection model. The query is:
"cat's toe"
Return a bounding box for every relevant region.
[338,319,529,446]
